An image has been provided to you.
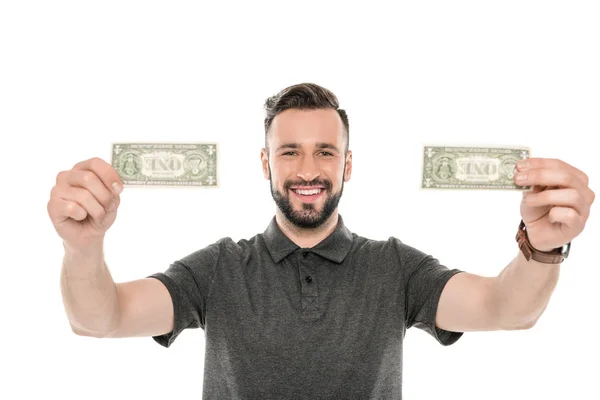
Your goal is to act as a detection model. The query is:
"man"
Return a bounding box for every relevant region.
[48,83,595,399]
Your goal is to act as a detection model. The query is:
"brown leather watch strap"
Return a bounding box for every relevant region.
[515,220,567,264]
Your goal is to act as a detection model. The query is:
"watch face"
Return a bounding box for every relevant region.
[561,242,571,258]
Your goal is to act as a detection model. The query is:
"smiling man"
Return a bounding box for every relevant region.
[50,83,595,399]
[263,98,351,246]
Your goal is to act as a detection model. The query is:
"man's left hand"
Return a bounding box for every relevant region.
[514,158,595,252]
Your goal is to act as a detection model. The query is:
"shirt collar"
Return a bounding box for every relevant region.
[263,214,354,264]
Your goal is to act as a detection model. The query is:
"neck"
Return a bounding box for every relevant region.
[275,210,339,248]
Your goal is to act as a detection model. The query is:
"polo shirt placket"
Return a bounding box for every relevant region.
[298,250,320,320]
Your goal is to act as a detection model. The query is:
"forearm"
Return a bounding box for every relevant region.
[491,250,560,330]
[60,242,120,337]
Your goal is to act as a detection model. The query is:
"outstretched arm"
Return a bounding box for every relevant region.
[435,157,594,332]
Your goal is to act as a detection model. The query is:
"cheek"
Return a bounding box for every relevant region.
[323,163,345,179]
[271,162,296,179]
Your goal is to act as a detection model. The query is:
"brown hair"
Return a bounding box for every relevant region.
[263,83,349,153]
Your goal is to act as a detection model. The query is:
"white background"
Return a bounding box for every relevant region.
[1,1,598,399]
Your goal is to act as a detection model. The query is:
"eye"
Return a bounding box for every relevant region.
[282,151,297,156]
[318,151,333,156]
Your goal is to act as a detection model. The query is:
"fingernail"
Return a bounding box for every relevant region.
[112,182,122,194]
[515,172,527,181]
[516,160,529,170]
[109,200,117,211]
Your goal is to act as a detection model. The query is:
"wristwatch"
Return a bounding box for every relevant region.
[516,220,570,264]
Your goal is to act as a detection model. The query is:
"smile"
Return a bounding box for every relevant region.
[290,187,325,203]
[293,188,322,195]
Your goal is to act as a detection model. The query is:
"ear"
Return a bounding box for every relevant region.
[344,150,352,182]
[261,148,270,180]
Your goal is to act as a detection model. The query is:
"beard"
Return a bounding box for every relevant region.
[269,167,344,229]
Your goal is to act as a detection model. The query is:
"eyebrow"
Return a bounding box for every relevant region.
[275,142,340,152]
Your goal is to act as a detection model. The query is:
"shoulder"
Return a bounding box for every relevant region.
[177,233,267,267]
[354,235,430,263]
[176,237,241,266]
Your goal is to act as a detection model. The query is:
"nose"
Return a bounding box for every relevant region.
[297,156,320,182]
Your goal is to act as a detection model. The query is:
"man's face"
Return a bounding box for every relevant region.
[261,108,352,229]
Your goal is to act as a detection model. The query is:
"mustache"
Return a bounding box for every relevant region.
[283,178,332,191]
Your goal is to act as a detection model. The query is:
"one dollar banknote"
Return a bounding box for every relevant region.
[111,142,218,187]
[421,145,530,190]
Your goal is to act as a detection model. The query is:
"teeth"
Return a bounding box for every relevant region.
[294,188,322,195]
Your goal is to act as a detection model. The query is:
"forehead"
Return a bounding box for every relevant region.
[269,108,345,146]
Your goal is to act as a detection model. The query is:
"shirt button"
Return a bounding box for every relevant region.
[305,276,312,283]
[302,252,308,258]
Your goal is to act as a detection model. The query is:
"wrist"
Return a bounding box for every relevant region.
[515,220,570,264]
[63,240,104,260]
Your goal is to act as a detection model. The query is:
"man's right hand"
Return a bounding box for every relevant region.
[48,157,123,251]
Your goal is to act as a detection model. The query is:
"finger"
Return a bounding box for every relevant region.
[523,188,590,218]
[48,198,88,224]
[518,158,590,186]
[547,206,585,233]
[72,157,123,195]
[514,167,587,193]
[64,169,117,211]
[59,186,107,223]
[522,184,546,196]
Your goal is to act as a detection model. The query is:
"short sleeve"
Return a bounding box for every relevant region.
[395,240,464,346]
[147,240,222,348]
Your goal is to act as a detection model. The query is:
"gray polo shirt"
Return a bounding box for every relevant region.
[148,214,464,399]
